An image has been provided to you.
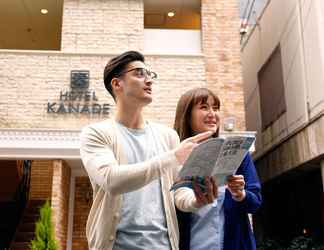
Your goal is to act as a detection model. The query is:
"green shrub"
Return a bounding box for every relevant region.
[30,201,58,250]
[257,238,284,250]
[287,236,313,250]
[258,236,324,250]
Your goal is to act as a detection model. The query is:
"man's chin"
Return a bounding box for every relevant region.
[142,96,152,104]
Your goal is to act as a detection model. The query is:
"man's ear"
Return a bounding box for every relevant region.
[111,77,122,92]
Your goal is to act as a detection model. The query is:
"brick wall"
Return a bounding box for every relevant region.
[0,52,113,129]
[202,0,246,130]
[143,55,207,126]
[72,177,92,250]
[29,160,53,200]
[0,53,206,129]
[61,0,143,53]
[52,160,71,250]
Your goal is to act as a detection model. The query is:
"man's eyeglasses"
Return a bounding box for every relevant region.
[117,67,158,80]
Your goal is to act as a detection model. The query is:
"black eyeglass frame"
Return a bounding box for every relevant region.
[116,67,158,80]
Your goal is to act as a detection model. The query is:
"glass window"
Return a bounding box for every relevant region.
[258,45,287,130]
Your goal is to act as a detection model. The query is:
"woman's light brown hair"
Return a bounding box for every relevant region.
[174,87,220,141]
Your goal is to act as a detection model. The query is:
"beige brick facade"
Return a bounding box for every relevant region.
[0,0,245,248]
[202,0,246,131]
[0,53,206,129]
[61,0,144,53]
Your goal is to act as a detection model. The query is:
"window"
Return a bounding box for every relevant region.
[0,1,63,50]
[144,0,200,29]
[258,45,287,130]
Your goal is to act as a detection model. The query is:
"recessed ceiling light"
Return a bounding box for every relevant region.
[41,9,48,14]
[167,12,175,17]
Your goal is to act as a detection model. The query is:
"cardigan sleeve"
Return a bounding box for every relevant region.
[169,129,182,182]
[174,187,200,212]
[80,124,180,195]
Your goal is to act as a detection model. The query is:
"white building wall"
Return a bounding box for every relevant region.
[303,0,324,118]
[241,30,263,151]
[241,0,324,154]
[280,1,307,134]
[144,29,202,55]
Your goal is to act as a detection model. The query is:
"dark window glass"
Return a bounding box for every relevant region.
[258,45,287,130]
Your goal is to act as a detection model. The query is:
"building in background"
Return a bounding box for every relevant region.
[237,0,268,36]
[241,0,324,243]
[0,0,246,249]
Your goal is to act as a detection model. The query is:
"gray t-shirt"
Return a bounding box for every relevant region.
[112,122,171,250]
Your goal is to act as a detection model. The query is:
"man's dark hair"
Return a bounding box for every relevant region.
[103,51,145,100]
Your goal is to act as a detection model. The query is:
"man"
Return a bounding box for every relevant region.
[80,51,211,250]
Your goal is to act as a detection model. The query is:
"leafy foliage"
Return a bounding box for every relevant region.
[258,236,324,250]
[30,201,58,250]
[257,238,284,250]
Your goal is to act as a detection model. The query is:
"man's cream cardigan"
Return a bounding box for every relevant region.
[80,119,197,250]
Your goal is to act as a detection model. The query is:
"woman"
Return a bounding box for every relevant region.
[173,87,262,250]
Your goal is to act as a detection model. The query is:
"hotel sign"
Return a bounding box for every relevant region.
[47,70,110,114]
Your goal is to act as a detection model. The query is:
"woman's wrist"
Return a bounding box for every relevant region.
[231,189,246,202]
